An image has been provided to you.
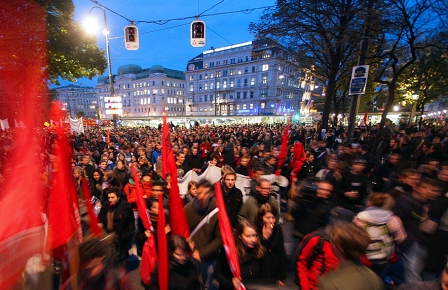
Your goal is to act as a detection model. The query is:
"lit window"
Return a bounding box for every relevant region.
[262,64,269,71]
[250,78,255,86]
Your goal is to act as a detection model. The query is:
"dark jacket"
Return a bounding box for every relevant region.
[184,198,222,262]
[260,225,287,282]
[187,153,203,171]
[221,183,243,228]
[215,248,265,290]
[150,257,202,290]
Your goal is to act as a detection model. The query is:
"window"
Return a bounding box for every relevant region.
[223,60,228,65]
[230,69,235,76]
[262,64,269,71]
[204,95,207,102]
[237,79,241,87]
[223,70,228,77]
[230,80,234,88]
[204,73,208,79]
[245,67,249,73]
[262,75,267,84]
[223,81,227,89]
[210,73,214,79]
[210,62,214,68]
[216,81,220,89]
[199,85,202,91]
[243,92,247,99]
[152,89,157,94]
[189,84,194,92]
[188,64,195,71]
[216,61,221,66]
[261,102,265,109]
[231,58,236,64]
[250,104,254,109]
[250,78,255,86]
[237,68,242,75]
[210,83,214,90]
[250,91,254,98]
[236,104,240,110]
[204,83,208,90]
[237,92,241,99]
[244,79,248,86]
[216,71,221,78]
[252,66,256,72]
[243,104,247,109]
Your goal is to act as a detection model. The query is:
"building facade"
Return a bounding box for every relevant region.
[55,84,98,119]
[184,39,320,117]
[96,64,186,119]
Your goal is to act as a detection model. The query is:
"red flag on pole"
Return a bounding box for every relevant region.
[359,109,368,126]
[131,164,157,285]
[161,111,190,239]
[290,142,307,181]
[214,182,245,290]
[157,193,169,290]
[276,121,290,176]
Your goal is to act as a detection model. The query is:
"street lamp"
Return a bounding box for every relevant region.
[87,6,118,127]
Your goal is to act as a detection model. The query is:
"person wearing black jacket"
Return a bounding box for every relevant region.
[98,187,135,266]
[234,156,250,176]
[221,171,243,228]
[337,159,369,213]
[186,147,203,174]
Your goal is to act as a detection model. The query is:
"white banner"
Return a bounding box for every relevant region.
[0,119,9,130]
[70,117,84,134]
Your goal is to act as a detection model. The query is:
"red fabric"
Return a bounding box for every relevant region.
[157,193,169,290]
[123,182,138,209]
[162,112,190,239]
[214,183,245,290]
[131,164,157,285]
[290,142,307,180]
[107,129,110,145]
[80,178,102,237]
[359,110,368,126]
[276,122,290,176]
[296,235,339,290]
[47,102,83,259]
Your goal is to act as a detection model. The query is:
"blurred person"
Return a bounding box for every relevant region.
[318,222,385,290]
[149,235,201,290]
[220,170,243,228]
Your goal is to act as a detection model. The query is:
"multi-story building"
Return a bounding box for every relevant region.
[184,39,319,117]
[55,84,97,119]
[96,64,186,118]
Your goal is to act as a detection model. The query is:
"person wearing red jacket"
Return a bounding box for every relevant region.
[296,228,339,290]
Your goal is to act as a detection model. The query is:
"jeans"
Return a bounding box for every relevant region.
[402,241,427,283]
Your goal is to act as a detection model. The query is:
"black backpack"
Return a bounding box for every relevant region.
[294,230,329,288]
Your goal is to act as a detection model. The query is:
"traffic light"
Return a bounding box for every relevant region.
[124,25,139,50]
[190,20,205,47]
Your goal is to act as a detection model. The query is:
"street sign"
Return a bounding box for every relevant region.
[349,65,369,95]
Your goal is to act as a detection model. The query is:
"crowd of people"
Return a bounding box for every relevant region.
[1,119,448,289]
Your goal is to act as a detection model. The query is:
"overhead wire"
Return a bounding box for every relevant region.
[89,0,274,26]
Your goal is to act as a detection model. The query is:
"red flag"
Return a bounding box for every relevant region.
[214,182,245,290]
[107,129,111,145]
[359,109,368,126]
[290,142,307,180]
[157,193,169,290]
[276,121,290,176]
[131,164,157,285]
[161,112,190,239]
[46,102,83,259]
[80,178,102,237]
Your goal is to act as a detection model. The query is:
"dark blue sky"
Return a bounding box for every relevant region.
[69,0,274,87]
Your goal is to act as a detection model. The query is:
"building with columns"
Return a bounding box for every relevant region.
[184,39,320,117]
[96,64,186,119]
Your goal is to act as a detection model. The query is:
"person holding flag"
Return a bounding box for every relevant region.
[184,179,222,290]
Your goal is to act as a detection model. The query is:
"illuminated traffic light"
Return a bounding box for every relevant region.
[124,25,139,50]
[190,20,205,47]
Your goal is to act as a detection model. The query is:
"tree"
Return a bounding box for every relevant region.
[369,0,441,160]
[36,0,106,84]
[249,0,378,129]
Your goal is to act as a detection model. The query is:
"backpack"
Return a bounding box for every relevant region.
[294,230,329,288]
[364,222,395,264]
